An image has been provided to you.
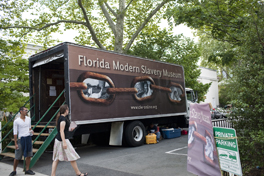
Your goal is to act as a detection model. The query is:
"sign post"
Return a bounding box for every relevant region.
[213,127,242,176]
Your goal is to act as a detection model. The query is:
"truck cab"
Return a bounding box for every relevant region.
[185,88,198,122]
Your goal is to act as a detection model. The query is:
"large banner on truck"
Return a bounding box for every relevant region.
[67,45,186,123]
[187,103,221,176]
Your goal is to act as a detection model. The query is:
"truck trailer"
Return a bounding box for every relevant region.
[29,42,188,147]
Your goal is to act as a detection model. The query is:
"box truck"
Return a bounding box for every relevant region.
[29,42,188,147]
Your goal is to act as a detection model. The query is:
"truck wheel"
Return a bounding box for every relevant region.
[124,121,146,147]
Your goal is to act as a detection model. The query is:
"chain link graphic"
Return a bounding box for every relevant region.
[188,121,218,166]
[70,72,185,105]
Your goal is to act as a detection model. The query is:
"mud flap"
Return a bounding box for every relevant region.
[109,122,124,146]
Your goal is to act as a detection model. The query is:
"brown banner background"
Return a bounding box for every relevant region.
[68,45,186,122]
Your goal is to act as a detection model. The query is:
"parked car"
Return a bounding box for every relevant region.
[210,108,225,119]
[216,107,229,118]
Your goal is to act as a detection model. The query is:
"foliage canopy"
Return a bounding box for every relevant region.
[170,0,264,173]
[0,0,210,112]
[129,29,211,102]
[0,0,176,53]
[0,39,29,112]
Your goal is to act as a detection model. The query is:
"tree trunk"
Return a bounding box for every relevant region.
[114,0,125,53]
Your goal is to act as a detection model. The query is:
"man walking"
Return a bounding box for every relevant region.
[9,106,35,176]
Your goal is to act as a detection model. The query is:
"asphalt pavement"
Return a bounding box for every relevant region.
[0,156,140,176]
[1,134,194,176]
[0,162,48,176]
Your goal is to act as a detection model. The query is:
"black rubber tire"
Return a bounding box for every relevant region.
[124,121,146,147]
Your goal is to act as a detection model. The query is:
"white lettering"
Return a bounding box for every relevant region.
[78,55,84,66]
[141,65,146,73]
[215,132,234,138]
[113,61,139,73]
[216,139,237,148]
[78,55,110,69]
[163,69,182,78]
[87,59,92,67]
[141,65,162,77]
[190,109,210,124]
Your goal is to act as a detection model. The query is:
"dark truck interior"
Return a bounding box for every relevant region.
[31,57,65,123]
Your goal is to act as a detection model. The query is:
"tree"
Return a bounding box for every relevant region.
[128,29,211,102]
[0,39,29,113]
[0,0,176,53]
[168,0,249,45]
[197,32,238,106]
[198,31,237,81]
[169,0,264,174]
[228,8,264,171]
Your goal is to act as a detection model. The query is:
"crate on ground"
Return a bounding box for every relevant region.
[181,130,188,135]
[161,128,181,139]
[145,133,157,144]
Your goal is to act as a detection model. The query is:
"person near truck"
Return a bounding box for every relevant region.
[141,81,153,98]
[8,112,13,121]
[51,104,87,176]
[9,107,35,176]
[136,81,153,98]
[83,80,105,99]
[148,123,161,143]
[170,87,181,101]
[1,112,7,122]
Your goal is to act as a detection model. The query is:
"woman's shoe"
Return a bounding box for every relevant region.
[25,169,35,175]
[9,171,16,176]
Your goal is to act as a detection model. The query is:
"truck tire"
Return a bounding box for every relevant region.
[124,121,146,147]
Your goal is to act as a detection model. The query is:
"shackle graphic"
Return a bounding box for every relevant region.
[132,76,185,104]
[70,72,185,105]
[188,121,217,166]
[70,72,137,105]
[167,82,185,104]
[131,76,156,101]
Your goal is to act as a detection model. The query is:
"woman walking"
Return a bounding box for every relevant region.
[51,104,87,176]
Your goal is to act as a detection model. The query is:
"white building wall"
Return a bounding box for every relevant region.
[198,67,219,108]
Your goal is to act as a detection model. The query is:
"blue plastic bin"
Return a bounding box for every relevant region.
[161,128,181,139]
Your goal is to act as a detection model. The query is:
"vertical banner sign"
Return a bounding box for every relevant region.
[213,127,242,176]
[187,103,221,176]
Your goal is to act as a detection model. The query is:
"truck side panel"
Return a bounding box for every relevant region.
[67,44,186,124]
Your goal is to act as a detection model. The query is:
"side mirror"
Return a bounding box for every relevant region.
[194,91,198,102]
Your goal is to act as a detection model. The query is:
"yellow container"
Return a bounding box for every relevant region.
[146,133,157,144]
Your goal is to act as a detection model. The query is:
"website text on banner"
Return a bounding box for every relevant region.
[187,103,221,176]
